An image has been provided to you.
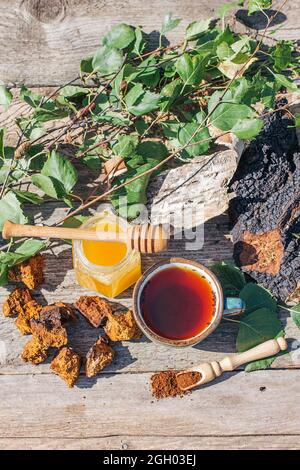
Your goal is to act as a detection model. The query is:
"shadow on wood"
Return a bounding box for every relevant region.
[236,9,287,30]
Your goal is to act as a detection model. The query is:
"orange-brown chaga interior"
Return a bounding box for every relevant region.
[239,229,284,276]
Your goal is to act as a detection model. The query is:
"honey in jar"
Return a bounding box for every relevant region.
[73,209,142,298]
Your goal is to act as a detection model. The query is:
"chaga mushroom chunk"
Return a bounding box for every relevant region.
[229,99,300,303]
[86,337,114,378]
[75,296,112,327]
[15,300,42,335]
[2,287,33,318]
[30,306,68,349]
[104,310,142,341]
[8,253,44,289]
[22,337,48,365]
[52,302,77,323]
[51,347,81,388]
[39,303,77,326]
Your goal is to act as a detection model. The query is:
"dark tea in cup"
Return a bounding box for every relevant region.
[140,265,215,341]
[133,258,244,347]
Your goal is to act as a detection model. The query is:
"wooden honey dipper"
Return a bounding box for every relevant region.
[2,220,168,254]
[176,337,288,391]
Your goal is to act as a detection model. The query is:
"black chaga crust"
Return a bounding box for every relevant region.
[229,98,300,303]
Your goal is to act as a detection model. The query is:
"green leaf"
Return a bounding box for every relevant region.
[160,78,183,111]
[125,84,161,116]
[261,80,276,108]
[133,26,146,55]
[136,140,168,160]
[185,18,212,40]
[20,86,42,107]
[236,308,282,353]
[0,191,28,230]
[216,42,234,60]
[124,83,144,107]
[0,264,8,286]
[210,262,246,296]
[248,0,272,15]
[245,356,276,372]
[62,215,90,244]
[176,54,206,86]
[291,304,300,330]
[210,102,253,131]
[113,134,139,158]
[0,86,13,111]
[274,74,298,92]
[13,189,44,205]
[294,114,300,128]
[126,57,160,88]
[80,57,93,74]
[15,239,45,257]
[41,150,77,194]
[111,141,168,219]
[271,41,293,72]
[60,86,89,98]
[135,119,148,135]
[111,162,152,219]
[245,332,287,372]
[31,174,66,199]
[231,118,263,139]
[92,46,124,75]
[62,215,89,229]
[161,120,181,139]
[81,154,102,170]
[34,107,69,123]
[102,23,135,50]
[161,13,181,34]
[161,52,178,77]
[0,239,45,268]
[95,111,132,127]
[178,122,210,157]
[239,283,277,313]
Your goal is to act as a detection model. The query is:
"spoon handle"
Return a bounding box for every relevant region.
[219,337,288,372]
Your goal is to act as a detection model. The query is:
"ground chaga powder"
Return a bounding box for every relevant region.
[150,370,189,399]
[176,371,201,390]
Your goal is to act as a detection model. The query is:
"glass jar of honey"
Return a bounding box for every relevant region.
[73,208,142,298]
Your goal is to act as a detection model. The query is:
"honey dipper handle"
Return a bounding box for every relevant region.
[2,220,168,254]
[219,337,288,372]
[2,220,112,242]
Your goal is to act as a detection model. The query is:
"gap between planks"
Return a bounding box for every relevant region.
[1,435,300,450]
[1,366,300,377]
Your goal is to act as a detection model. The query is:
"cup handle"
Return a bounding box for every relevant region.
[223,297,245,316]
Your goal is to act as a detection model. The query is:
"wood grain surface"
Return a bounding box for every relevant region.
[0,0,299,451]
[0,371,299,439]
[0,0,299,86]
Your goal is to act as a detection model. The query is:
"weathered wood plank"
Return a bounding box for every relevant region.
[1,208,299,374]
[0,435,299,450]
[0,370,299,438]
[0,0,298,86]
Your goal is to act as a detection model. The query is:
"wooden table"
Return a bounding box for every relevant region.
[0,0,300,451]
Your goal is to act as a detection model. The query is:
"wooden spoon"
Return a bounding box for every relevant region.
[2,220,168,254]
[176,337,288,391]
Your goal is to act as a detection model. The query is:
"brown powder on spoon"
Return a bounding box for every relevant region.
[176,371,201,390]
[150,370,190,399]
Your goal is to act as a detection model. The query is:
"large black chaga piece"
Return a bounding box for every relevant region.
[229,98,300,303]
